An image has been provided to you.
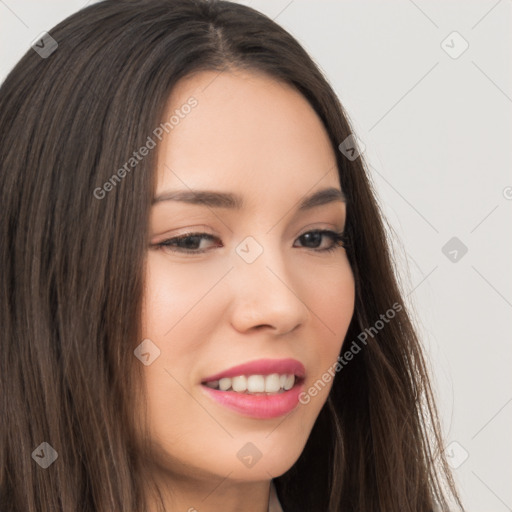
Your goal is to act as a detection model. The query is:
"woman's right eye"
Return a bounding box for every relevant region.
[153,233,221,254]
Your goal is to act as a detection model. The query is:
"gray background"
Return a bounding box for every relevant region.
[1,1,511,510]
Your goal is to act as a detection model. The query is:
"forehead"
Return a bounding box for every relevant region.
[154,69,340,205]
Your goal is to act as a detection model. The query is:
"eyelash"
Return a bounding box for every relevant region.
[153,229,348,255]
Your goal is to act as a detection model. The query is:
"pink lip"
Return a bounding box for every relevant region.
[201,358,306,382]
[200,380,305,419]
[200,358,306,419]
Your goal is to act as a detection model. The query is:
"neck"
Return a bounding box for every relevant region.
[145,471,272,512]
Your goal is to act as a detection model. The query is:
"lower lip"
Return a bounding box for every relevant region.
[200,381,304,419]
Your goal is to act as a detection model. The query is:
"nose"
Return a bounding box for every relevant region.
[227,243,309,336]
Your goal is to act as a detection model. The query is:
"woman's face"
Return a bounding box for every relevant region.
[140,69,355,483]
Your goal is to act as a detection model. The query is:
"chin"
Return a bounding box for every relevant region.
[216,428,309,481]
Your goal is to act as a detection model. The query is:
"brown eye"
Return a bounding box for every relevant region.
[294,230,346,252]
[154,233,220,254]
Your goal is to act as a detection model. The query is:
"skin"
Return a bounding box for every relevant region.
[139,68,355,512]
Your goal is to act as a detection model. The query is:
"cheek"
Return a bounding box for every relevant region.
[139,257,198,439]
[140,255,213,393]
[142,252,225,340]
[300,259,355,395]
[319,268,354,330]
[304,257,355,342]
[139,254,230,441]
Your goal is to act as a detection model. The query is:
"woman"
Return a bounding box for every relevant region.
[0,0,463,510]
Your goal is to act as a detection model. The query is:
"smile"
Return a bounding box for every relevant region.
[203,373,296,394]
[200,358,306,419]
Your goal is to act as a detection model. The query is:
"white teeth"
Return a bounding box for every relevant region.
[218,377,231,391]
[205,380,219,389]
[283,374,295,390]
[231,375,247,392]
[204,373,297,393]
[265,373,281,393]
[247,375,265,392]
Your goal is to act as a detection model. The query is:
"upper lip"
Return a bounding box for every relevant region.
[201,358,306,383]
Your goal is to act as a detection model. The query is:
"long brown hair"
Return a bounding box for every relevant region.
[0,1,463,510]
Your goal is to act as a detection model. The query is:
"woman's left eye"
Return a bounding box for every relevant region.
[294,230,347,252]
[153,230,347,255]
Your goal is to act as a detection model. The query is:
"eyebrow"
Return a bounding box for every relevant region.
[152,186,346,211]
